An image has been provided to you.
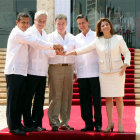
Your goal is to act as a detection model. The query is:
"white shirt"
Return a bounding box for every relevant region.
[76,35,131,73]
[75,29,99,78]
[4,26,54,76]
[48,30,75,64]
[26,25,56,76]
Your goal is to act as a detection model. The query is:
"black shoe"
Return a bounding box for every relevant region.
[52,126,58,131]
[81,125,94,132]
[10,128,26,135]
[95,125,102,132]
[34,126,46,131]
[24,126,37,132]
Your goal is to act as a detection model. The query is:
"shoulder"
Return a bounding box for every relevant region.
[113,34,124,41]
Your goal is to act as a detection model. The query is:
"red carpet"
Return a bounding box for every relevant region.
[0,106,136,140]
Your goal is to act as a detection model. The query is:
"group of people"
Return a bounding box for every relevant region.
[4,10,131,135]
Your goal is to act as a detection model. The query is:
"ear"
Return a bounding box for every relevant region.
[16,20,18,25]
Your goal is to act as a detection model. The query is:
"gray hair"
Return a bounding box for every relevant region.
[55,14,67,21]
[34,10,48,19]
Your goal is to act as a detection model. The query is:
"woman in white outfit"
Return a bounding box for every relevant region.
[66,18,131,133]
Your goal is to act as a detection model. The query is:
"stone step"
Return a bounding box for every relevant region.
[0,93,49,99]
[0,73,5,77]
[0,64,5,68]
[135,57,140,61]
[0,60,5,64]
[136,100,140,105]
[135,94,140,99]
[135,70,140,74]
[0,77,6,82]
[135,79,140,83]
[135,84,140,88]
[135,65,140,69]
[0,48,6,51]
[0,52,6,55]
[135,49,140,52]
[135,88,140,93]
[0,56,6,60]
[135,61,140,65]
[135,74,140,78]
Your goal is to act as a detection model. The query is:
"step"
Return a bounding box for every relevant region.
[0,99,6,105]
[135,94,140,99]
[0,77,6,82]
[135,84,140,88]
[0,64,5,68]
[135,65,140,69]
[135,88,140,93]
[0,52,6,55]
[0,56,6,60]
[0,60,5,64]
[135,74,140,78]
[135,70,140,74]
[135,79,140,83]
[0,48,6,51]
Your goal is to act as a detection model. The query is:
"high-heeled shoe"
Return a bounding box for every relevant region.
[118,124,124,133]
[104,123,114,132]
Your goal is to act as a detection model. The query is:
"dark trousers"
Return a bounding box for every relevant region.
[6,74,27,130]
[23,74,46,127]
[78,77,102,127]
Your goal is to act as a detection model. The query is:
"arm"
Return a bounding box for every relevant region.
[65,40,96,56]
[119,36,131,76]
[15,32,63,51]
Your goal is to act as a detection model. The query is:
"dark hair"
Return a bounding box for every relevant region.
[17,12,31,21]
[55,14,67,21]
[96,18,114,37]
[76,14,88,22]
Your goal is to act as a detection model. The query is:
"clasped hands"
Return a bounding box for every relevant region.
[53,44,77,56]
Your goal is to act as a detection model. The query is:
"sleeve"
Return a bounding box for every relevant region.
[14,31,54,50]
[75,40,96,55]
[119,36,131,66]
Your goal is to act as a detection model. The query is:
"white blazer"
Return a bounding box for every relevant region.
[76,35,131,73]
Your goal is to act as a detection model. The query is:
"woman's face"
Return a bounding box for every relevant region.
[100,21,111,34]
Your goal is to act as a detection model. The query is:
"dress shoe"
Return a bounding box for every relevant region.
[95,125,102,132]
[52,126,58,131]
[24,126,37,132]
[10,128,26,135]
[59,125,74,131]
[104,122,114,132]
[34,126,46,131]
[81,125,94,132]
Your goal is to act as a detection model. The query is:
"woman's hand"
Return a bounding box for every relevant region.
[65,50,77,56]
[119,64,128,76]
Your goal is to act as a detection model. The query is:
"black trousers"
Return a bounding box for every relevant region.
[78,77,102,127]
[6,74,27,131]
[23,74,46,127]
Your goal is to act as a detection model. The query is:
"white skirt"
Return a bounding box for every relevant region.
[99,72,125,97]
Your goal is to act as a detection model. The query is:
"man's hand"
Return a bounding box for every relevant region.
[65,50,77,56]
[53,44,64,51]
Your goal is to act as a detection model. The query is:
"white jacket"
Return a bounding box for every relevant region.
[76,35,131,73]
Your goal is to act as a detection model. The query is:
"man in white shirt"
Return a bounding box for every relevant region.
[75,14,102,132]
[5,12,63,135]
[48,14,75,131]
[23,10,57,132]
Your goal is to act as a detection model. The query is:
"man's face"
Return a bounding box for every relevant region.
[16,17,30,31]
[34,14,47,31]
[55,19,67,34]
[77,18,89,32]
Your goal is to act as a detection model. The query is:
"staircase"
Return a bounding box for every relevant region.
[0,48,140,106]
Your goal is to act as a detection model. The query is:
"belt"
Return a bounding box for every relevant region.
[50,64,72,66]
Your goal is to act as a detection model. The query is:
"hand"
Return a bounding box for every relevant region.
[119,64,128,76]
[53,44,64,51]
[65,50,77,56]
[56,50,65,55]
[73,74,77,83]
